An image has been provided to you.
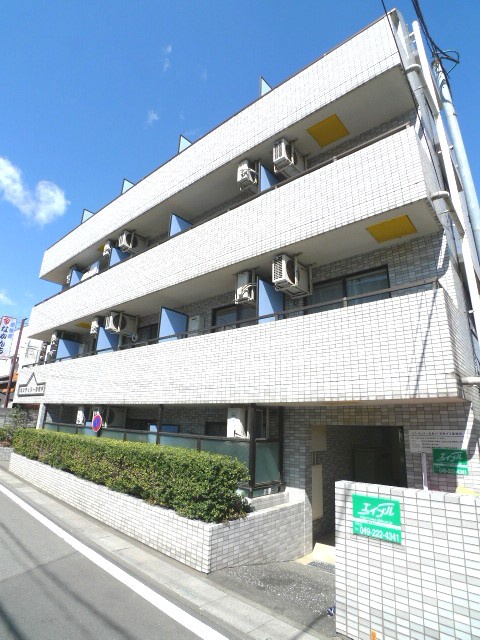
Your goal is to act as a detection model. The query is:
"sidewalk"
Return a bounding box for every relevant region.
[0,460,347,640]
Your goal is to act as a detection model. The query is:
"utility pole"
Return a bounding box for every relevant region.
[4,318,26,408]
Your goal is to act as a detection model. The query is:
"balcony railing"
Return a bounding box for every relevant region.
[27,277,441,366]
[42,422,282,497]
[36,123,411,307]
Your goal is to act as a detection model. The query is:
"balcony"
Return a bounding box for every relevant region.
[39,12,414,284]
[17,283,464,406]
[28,126,440,341]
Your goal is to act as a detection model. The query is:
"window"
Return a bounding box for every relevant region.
[306,267,390,314]
[212,304,257,331]
[123,323,159,348]
[205,421,227,436]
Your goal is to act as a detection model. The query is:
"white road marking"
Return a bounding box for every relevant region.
[0,483,230,640]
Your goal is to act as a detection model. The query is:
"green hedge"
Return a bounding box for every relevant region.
[13,430,249,523]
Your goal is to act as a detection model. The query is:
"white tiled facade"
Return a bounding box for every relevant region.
[14,8,480,606]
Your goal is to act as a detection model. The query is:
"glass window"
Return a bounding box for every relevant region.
[306,279,343,314]
[306,267,389,314]
[212,304,257,331]
[346,269,389,305]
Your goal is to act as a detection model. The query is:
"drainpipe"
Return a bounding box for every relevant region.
[430,191,464,238]
[432,58,480,266]
[460,377,480,386]
[404,63,439,117]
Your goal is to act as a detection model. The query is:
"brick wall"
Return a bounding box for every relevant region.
[17,288,459,407]
[9,453,307,572]
[283,401,480,543]
[30,126,429,335]
[335,480,480,640]
[40,15,399,278]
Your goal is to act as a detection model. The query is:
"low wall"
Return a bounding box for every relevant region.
[335,480,480,640]
[0,447,11,462]
[9,453,306,572]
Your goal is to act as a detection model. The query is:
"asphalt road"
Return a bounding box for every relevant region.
[0,490,240,640]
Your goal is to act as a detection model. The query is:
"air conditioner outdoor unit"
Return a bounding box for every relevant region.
[102,240,115,257]
[237,160,258,194]
[235,271,256,306]
[37,342,48,365]
[273,139,305,178]
[227,408,247,438]
[90,317,103,335]
[272,254,312,297]
[104,311,138,336]
[187,314,205,334]
[117,230,147,255]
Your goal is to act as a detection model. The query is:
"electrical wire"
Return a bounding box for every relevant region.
[410,0,460,88]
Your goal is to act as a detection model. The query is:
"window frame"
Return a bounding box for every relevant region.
[305,265,390,314]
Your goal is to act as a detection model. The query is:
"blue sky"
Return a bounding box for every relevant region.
[1,1,479,324]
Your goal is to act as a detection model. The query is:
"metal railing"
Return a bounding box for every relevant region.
[35,124,410,309]
[42,422,282,492]
[26,277,440,364]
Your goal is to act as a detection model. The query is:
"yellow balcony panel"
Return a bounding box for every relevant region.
[367,215,417,243]
[307,114,349,147]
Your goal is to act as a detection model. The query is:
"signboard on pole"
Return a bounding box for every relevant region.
[92,414,103,432]
[352,494,402,544]
[433,448,469,475]
[409,430,466,453]
[0,316,17,360]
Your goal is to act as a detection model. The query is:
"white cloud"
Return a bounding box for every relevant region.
[0,290,13,306]
[146,109,159,126]
[162,44,172,72]
[200,69,207,82]
[0,157,69,226]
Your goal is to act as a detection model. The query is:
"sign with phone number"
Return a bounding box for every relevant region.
[433,448,469,475]
[352,494,402,544]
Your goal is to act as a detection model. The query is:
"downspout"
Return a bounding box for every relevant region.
[409,21,480,334]
[430,191,464,238]
[404,63,439,117]
[460,377,480,386]
[432,57,480,266]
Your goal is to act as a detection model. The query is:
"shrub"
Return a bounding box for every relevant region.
[0,406,33,446]
[13,430,249,523]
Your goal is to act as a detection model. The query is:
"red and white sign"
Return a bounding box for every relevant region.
[0,316,17,360]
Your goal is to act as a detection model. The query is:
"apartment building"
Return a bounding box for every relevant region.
[15,9,480,548]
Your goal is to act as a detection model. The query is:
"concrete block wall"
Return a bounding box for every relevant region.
[17,288,459,407]
[335,480,480,640]
[283,401,480,541]
[9,453,307,572]
[30,127,429,335]
[40,15,399,278]
[0,447,11,462]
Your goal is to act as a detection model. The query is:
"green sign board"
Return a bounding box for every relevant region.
[352,494,402,544]
[432,448,469,475]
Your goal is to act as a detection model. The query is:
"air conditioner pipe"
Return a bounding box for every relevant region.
[404,63,439,118]
[431,191,465,238]
[460,377,480,386]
